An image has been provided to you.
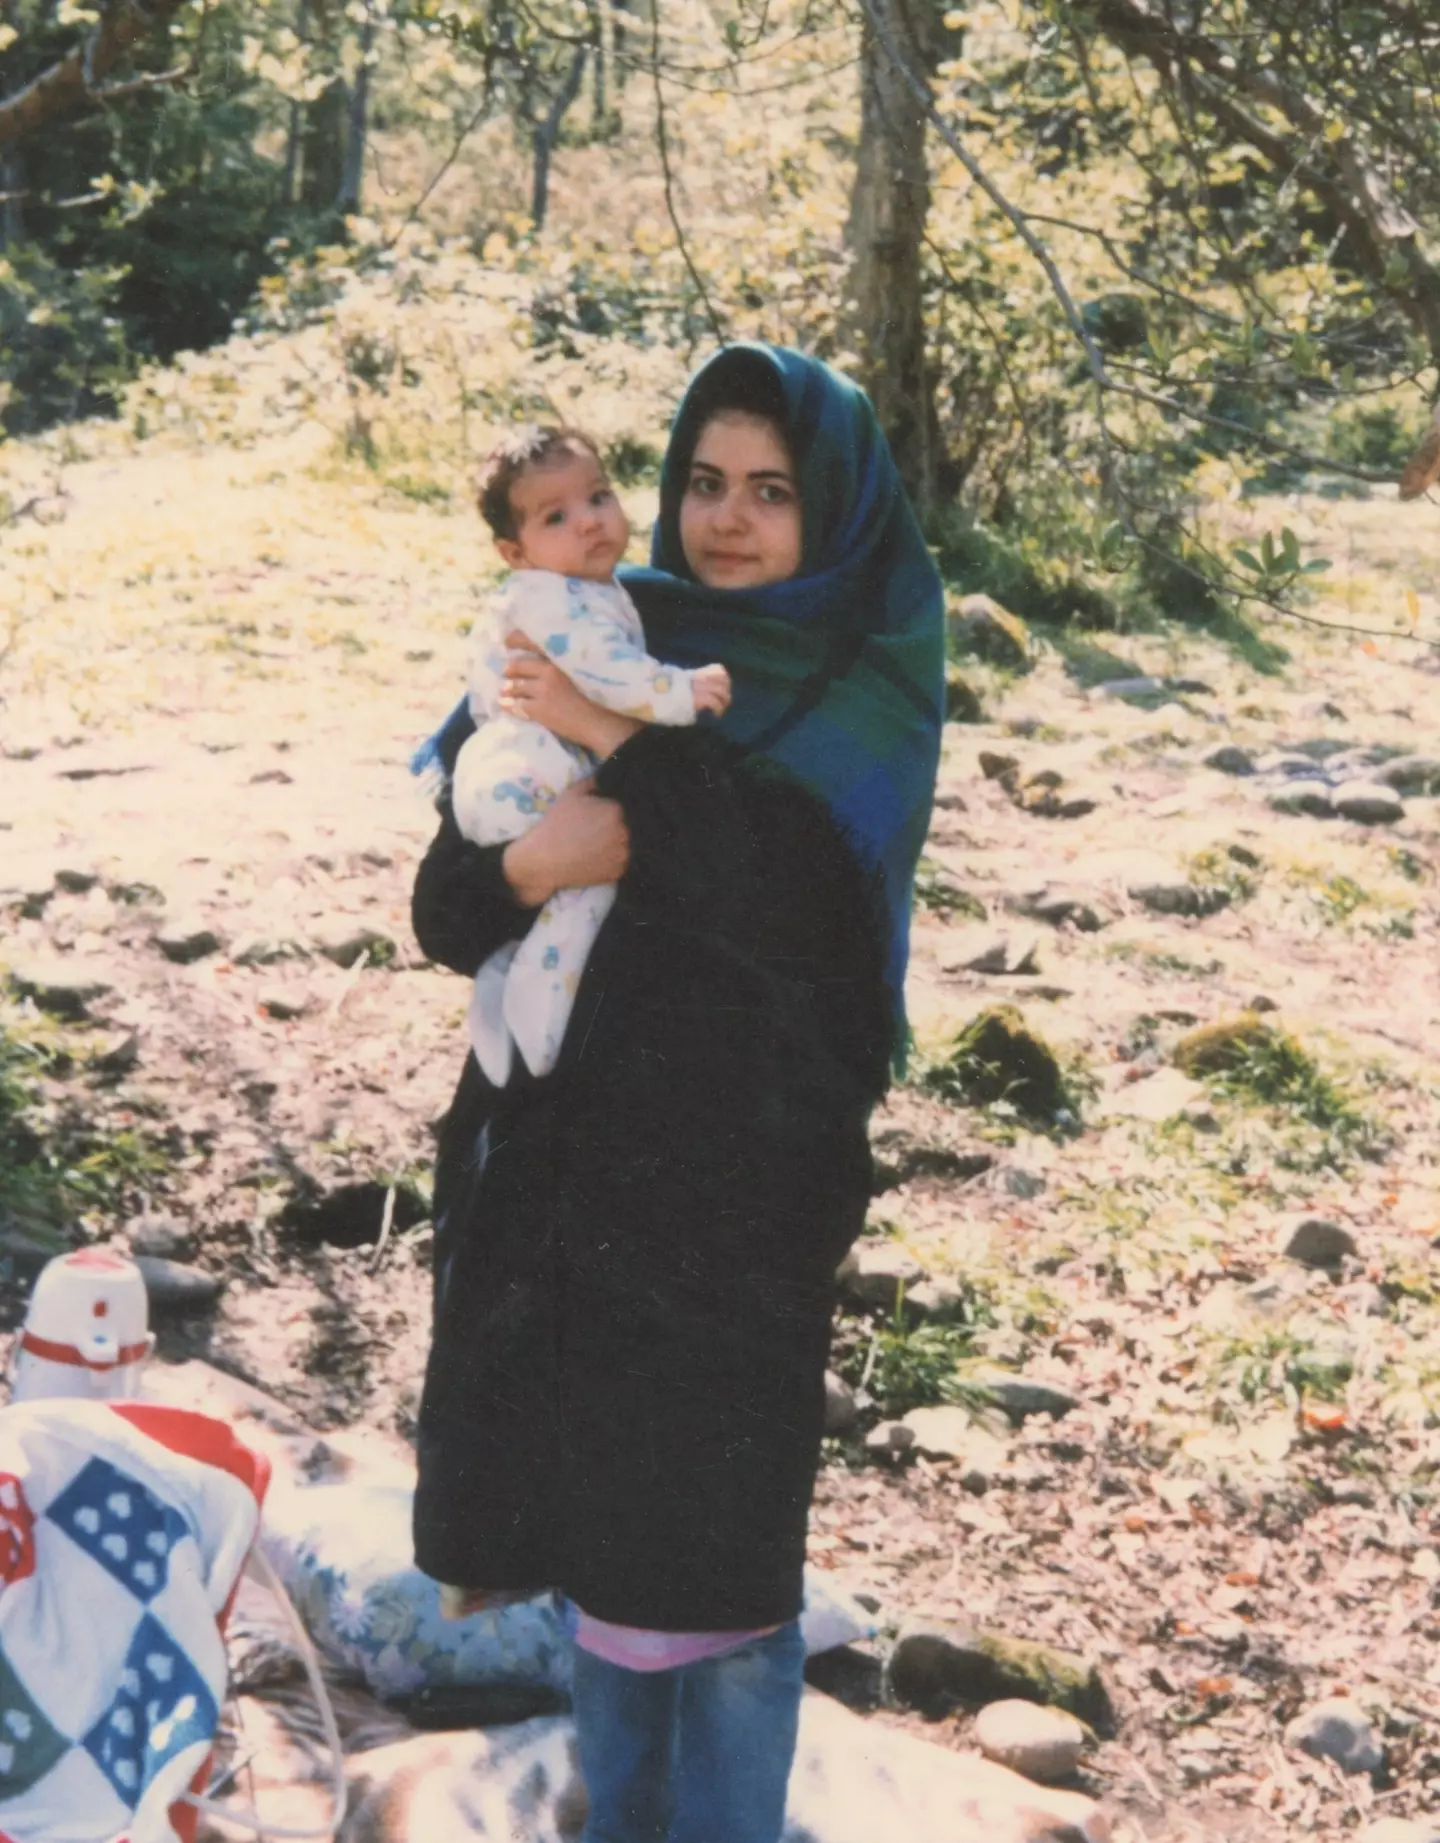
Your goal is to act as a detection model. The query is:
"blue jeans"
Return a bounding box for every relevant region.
[571,1620,806,1843]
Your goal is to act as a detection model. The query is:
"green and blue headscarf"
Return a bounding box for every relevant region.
[415,343,945,1050]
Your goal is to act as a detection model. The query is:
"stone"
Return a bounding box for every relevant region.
[1015,886,1107,932]
[1333,781,1404,825]
[134,1255,223,1316]
[1377,755,1440,795]
[0,1220,73,1278]
[900,1409,1008,1486]
[864,1420,915,1459]
[949,595,1031,669]
[1105,1067,1209,1123]
[1284,1697,1383,1774]
[945,664,984,724]
[1257,750,1331,778]
[967,1371,1077,1422]
[54,866,100,894]
[888,1620,1113,1730]
[1001,1167,1047,1199]
[974,1700,1087,1783]
[156,919,224,964]
[1203,745,1256,776]
[1283,1216,1360,1269]
[1129,881,1231,918]
[1099,676,1167,701]
[233,934,305,967]
[92,1031,141,1076]
[836,1241,927,1313]
[1173,1013,1283,1078]
[934,1006,1067,1116]
[107,879,166,907]
[6,956,112,1021]
[906,1276,969,1323]
[127,1215,195,1261]
[979,750,1021,782]
[260,992,311,1022]
[823,1370,858,1434]
[955,933,1040,976]
[1357,1821,1440,1843]
[1269,785,1334,817]
[1290,738,1351,761]
[313,925,396,969]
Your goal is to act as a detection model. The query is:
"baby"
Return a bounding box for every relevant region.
[452,426,731,1086]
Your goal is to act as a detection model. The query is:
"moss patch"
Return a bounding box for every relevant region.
[926,1005,1068,1116]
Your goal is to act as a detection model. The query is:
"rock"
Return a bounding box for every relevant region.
[1283,1216,1360,1269]
[92,1030,141,1076]
[967,1371,1077,1422]
[974,1700,1087,1783]
[933,1006,1068,1116]
[1001,1167,1047,1199]
[54,866,100,894]
[945,664,984,724]
[107,879,166,907]
[134,1255,223,1316]
[1203,745,1256,776]
[836,1241,927,1313]
[6,956,112,1021]
[954,933,1040,976]
[233,934,305,967]
[888,1620,1113,1729]
[1129,881,1231,918]
[1284,1697,1383,1774]
[1376,755,1440,795]
[949,595,1031,669]
[1290,738,1351,761]
[156,919,224,964]
[1357,1821,1440,1843]
[1014,776,1101,820]
[127,1215,195,1261]
[1257,750,1331,778]
[259,990,311,1022]
[0,1220,74,1278]
[979,750,1021,782]
[1173,1013,1282,1078]
[1333,781,1404,825]
[1015,886,1107,932]
[1105,1067,1209,1123]
[1098,676,1167,702]
[823,1370,858,1435]
[1269,785,1334,817]
[864,1420,915,1459]
[906,1276,969,1323]
[900,1410,1008,1487]
[313,925,396,969]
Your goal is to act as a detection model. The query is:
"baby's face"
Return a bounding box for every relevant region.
[498,445,630,581]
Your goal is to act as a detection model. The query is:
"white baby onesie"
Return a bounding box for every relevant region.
[452,569,702,1086]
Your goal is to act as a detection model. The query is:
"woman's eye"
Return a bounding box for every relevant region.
[687,474,720,497]
[758,484,794,506]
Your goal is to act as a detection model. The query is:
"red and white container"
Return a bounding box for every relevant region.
[9,1247,155,1402]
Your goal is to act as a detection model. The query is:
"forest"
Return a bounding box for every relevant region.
[4,0,1440,633]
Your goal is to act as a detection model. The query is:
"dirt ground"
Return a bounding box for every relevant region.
[3,433,1440,1840]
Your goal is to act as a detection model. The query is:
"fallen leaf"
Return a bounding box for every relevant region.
[1302,1405,1348,1432]
[1196,1676,1233,1698]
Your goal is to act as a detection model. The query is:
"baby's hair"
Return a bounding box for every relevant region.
[476,425,603,542]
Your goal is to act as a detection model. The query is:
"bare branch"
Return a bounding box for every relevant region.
[649,6,727,350]
[0,0,189,151]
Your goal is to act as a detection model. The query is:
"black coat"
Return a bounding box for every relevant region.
[410,726,891,1630]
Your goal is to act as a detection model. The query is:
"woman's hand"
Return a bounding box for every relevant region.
[502,779,630,908]
[501,633,642,758]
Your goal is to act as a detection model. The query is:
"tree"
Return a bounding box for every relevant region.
[843,0,947,511]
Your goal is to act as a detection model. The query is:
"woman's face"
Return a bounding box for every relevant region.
[679,411,803,590]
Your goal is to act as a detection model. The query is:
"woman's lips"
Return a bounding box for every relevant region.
[704,551,756,569]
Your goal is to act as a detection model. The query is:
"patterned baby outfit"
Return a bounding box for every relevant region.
[452,569,706,1085]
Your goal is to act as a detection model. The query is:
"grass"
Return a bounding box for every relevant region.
[1205,1030,1389,1169]
[832,1281,996,1420]
[912,858,987,922]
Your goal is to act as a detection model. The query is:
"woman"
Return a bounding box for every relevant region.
[411,343,944,1843]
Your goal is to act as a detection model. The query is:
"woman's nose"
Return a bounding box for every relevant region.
[710,488,747,531]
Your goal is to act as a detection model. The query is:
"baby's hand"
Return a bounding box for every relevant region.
[692,663,732,716]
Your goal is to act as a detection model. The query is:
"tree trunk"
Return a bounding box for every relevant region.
[336,12,374,215]
[531,44,587,230]
[1,147,24,247]
[300,78,346,212]
[844,0,946,513]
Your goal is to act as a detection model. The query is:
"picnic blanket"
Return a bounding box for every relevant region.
[0,1400,268,1843]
